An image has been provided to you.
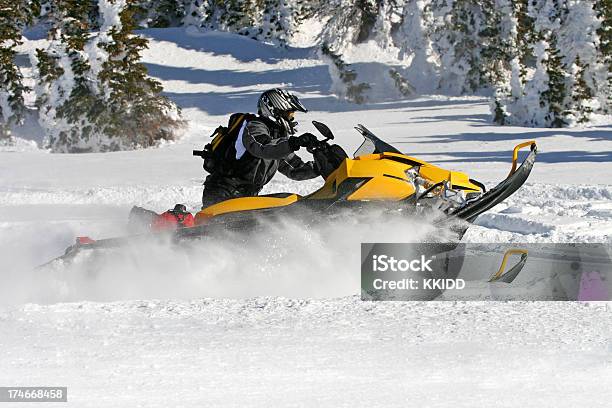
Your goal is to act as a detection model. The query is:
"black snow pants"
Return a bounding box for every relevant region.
[201,177,260,209]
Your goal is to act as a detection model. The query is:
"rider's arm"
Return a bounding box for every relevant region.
[278,153,319,181]
[242,120,293,159]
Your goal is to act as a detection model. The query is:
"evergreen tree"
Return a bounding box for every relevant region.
[34,0,182,152]
[317,0,382,51]
[0,0,39,140]
[320,43,370,104]
[515,0,537,80]
[558,0,603,120]
[541,34,569,127]
[484,0,519,88]
[568,56,596,123]
[258,0,297,47]
[183,0,214,27]
[93,0,183,150]
[372,0,404,49]
[216,0,258,35]
[34,0,99,151]
[137,0,185,28]
[397,0,438,91]
[389,68,416,96]
[595,0,611,112]
[487,0,519,124]
[437,0,487,94]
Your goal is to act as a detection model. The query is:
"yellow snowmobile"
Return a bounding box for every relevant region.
[48,121,537,264]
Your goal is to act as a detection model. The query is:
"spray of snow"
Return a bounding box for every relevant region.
[0,207,454,305]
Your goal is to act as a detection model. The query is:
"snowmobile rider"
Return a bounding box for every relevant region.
[201,88,320,208]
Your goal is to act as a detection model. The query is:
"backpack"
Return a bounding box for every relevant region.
[194,113,258,174]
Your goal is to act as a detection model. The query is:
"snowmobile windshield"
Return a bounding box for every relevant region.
[353,124,402,158]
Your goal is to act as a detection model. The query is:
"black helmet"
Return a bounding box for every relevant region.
[257,88,307,135]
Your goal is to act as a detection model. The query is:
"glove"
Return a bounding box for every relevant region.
[289,133,318,151]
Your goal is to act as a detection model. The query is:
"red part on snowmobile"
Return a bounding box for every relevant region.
[76,236,96,245]
[152,211,195,231]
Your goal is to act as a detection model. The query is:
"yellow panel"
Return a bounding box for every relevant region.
[307,153,482,202]
[418,165,451,184]
[347,177,416,201]
[419,165,481,192]
[195,194,300,225]
[308,158,414,200]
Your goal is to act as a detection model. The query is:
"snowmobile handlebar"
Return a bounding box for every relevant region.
[304,120,337,153]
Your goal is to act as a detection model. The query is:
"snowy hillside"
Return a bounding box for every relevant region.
[1,27,611,407]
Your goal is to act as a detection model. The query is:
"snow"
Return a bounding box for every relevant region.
[1,299,611,407]
[1,26,611,407]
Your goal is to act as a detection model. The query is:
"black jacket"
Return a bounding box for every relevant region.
[204,116,318,195]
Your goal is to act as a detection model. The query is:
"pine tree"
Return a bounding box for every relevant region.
[484,0,519,88]
[437,0,487,94]
[183,0,214,27]
[595,0,611,112]
[372,0,404,49]
[34,0,99,151]
[397,0,438,91]
[217,0,258,35]
[138,0,185,28]
[389,68,416,96]
[569,56,595,123]
[487,0,519,124]
[541,34,569,127]
[93,0,183,150]
[494,0,575,127]
[258,0,297,47]
[557,0,603,121]
[515,0,536,80]
[596,0,611,61]
[317,0,382,51]
[0,0,39,141]
[34,0,182,152]
[320,43,370,104]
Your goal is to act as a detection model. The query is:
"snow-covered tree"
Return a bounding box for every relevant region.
[182,0,214,27]
[33,0,98,151]
[557,0,603,122]
[216,0,259,35]
[397,0,438,89]
[256,0,298,47]
[484,0,519,88]
[595,0,611,112]
[436,0,489,94]
[91,0,183,150]
[493,0,609,127]
[317,0,380,51]
[487,0,520,124]
[34,0,182,152]
[320,43,370,103]
[371,0,404,49]
[541,34,569,127]
[389,68,415,96]
[136,0,185,28]
[567,56,596,123]
[0,0,39,141]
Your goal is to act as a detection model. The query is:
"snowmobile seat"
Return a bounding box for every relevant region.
[195,194,301,225]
